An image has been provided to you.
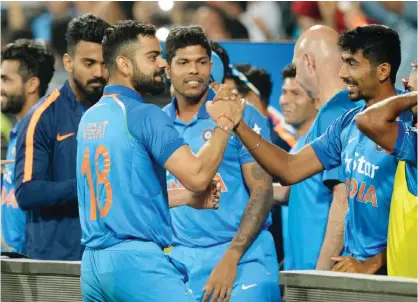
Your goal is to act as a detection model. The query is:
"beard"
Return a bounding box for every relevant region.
[1,89,26,115]
[130,62,166,96]
[73,73,107,108]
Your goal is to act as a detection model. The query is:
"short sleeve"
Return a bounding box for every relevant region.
[391,121,417,167]
[310,117,344,171]
[239,107,271,165]
[128,105,186,166]
[323,166,345,189]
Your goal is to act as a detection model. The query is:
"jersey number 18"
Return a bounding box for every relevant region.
[81,146,113,220]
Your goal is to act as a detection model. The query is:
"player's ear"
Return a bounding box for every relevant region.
[116,56,131,77]
[165,65,171,80]
[25,77,40,95]
[304,53,315,74]
[378,63,391,83]
[63,53,73,73]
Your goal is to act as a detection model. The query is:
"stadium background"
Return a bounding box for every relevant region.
[1,1,417,158]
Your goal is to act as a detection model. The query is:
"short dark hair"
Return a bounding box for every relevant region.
[210,41,231,80]
[65,14,110,54]
[338,24,401,84]
[1,39,55,97]
[165,25,211,65]
[102,20,156,72]
[281,63,296,80]
[231,64,273,108]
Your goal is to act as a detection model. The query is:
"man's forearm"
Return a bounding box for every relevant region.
[15,179,77,210]
[235,121,291,181]
[234,121,323,185]
[193,128,231,189]
[356,92,417,130]
[356,92,417,150]
[226,188,273,263]
[316,183,347,270]
[167,189,191,208]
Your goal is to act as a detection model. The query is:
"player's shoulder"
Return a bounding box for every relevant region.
[162,101,174,116]
[126,101,170,127]
[338,106,365,128]
[243,102,266,122]
[20,90,61,131]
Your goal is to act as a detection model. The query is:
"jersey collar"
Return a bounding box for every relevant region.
[103,85,145,103]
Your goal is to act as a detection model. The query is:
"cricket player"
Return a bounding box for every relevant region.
[77,20,244,302]
[163,26,279,302]
[355,60,417,278]
[232,25,407,275]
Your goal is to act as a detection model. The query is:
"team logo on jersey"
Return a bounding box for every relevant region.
[253,124,262,134]
[201,128,214,142]
[375,144,384,152]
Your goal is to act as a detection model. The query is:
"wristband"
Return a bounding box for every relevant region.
[215,125,232,135]
[246,135,262,151]
[216,115,234,127]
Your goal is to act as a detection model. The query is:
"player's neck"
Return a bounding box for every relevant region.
[108,78,142,97]
[295,116,315,139]
[16,95,39,120]
[175,90,209,124]
[366,85,398,107]
[318,77,346,107]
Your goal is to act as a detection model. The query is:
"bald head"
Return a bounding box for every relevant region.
[293,25,343,99]
[295,25,339,59]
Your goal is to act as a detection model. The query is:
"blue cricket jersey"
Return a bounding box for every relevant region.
[311,105,401,261]
[392,120,417,195]
[163,88,272,248]
[281,132,308,270]
[286,90,362,269]
[1,120,27,253]
[77,85,186,250]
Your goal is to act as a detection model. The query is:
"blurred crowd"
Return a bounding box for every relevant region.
[2,2,417,63]
[1,0,417,172]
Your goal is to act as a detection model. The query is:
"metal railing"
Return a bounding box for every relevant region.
[2,259,417,301]
[280,270,417,302]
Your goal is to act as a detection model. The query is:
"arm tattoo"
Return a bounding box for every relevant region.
[230,164,273,255]
[251,164,266,180]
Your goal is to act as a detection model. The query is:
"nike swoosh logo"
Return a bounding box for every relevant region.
[57,133,75,141]
[241,284,257,290]
[348,136,357,143]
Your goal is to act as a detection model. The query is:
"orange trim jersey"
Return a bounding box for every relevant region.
[14,80,84,260]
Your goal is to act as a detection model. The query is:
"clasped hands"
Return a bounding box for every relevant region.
[206,85,246,133]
